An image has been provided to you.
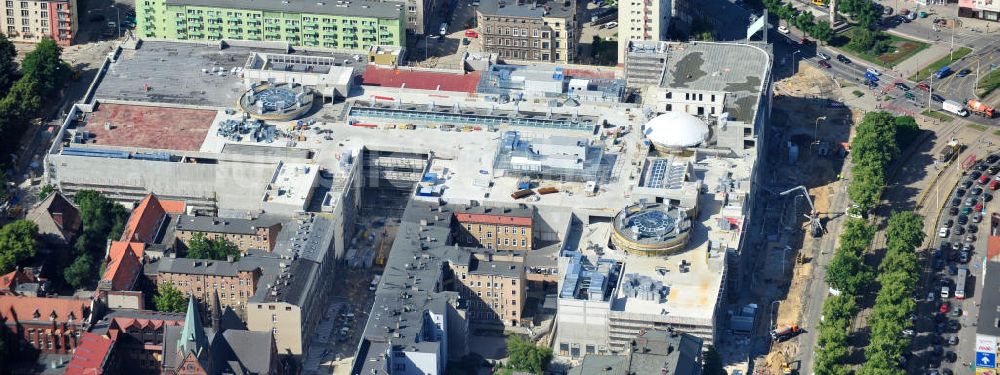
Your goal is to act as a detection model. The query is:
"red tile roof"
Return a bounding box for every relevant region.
[65,333,114,375]
[0,295,90,323]
[361,67,482,93]
[120,194,185,244]
[101,246,142,291]
[107,314,183,341]
[107,241,145,265]
[454,213,532,226]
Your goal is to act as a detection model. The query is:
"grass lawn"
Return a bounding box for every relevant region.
[978,68,1000,98]
[921,109,953,122]
[969,123,988,132]
[909,47,973,82]
[994,129,1000,137]
[835,32,930,68]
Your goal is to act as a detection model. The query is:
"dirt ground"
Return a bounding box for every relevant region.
[762,65,861,374]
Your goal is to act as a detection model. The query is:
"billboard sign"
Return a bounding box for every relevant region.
[978,335,997,353]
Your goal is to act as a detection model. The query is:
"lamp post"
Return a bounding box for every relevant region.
[792,50,801,75]
[110,4,121,39]
[813,116,827,151]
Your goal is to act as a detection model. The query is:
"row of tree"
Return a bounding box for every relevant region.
[63,191,129,289]
[859,212,925,374]
[760,0,835,44]
[847,112,902,213]
[813,219,874,375]
[0,36,73,166]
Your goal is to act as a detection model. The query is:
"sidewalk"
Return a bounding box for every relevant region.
[893,43,951,79]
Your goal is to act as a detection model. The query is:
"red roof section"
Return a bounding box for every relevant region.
[0,269,40,293]
[120,194,185,244]
[0,295,90,323]
[107,314,183,341]
[101,247,142,291]
[361,67,482,93]
[65,333,113,375]
[455,213,532,226]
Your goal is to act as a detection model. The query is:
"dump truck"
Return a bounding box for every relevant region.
[967,99,996,118]
[770,325,802,341]
[938,139,960,163]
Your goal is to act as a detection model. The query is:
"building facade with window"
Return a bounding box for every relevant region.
[476,0,578,63]
[0,295,91,354]
[959,0,999,22]
[453,205,534,251]
[155,257,263,317]
[0,0,76,46]
[135,0,404,50]
[448,253,526,327]
[617,0,670,64]
[174,215,282,253]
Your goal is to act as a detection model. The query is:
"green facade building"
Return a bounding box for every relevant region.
[136,0,405,49]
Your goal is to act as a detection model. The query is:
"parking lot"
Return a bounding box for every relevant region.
[913,152,1000,373]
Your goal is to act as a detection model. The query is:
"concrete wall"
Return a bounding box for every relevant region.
[246,302,303,356]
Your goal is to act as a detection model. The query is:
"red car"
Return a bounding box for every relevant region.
[916,82,930,91]
[976,202,984,212]
[979,175,991,184]
[940,302,950,313]
[990,179,999,191]
[817,60,831,69]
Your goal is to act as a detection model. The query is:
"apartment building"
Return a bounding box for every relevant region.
[476,0,578,63]
[0,0,76,46]
[449,253,526,326]
[453,205,534,251]
[135,0,405,50]
[959,0,1000,22]
[0,295,91,354]
[404,0,434,34]
[155,256,263,316]
[174,215,282,253]
[617,0,670,64]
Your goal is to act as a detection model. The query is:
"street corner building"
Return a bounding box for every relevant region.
[0,0,76,45]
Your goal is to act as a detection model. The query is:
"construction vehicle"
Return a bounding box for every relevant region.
[967,99,996,118]
[770,324,802,341]
[780,186,824,237]
[938,139,961,163]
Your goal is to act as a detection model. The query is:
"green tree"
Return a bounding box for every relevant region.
[186,233,241,261]
[37,184,54,200]
[0,33,17,97]
[809,21,834,44]
[505,335,552,375]
[825,250,872,295]
[73,190,130,254]
[702,345,726,375]
[19,39,70,97]
[154,283,188,313]
[847,166,884,212]
[63,254,93,289]
[0,220,38,273]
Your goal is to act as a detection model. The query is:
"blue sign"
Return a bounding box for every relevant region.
[978,352,996,368]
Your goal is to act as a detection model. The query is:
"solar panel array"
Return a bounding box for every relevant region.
[646,159,685,189]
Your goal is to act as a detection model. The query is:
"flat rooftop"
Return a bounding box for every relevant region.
[477,0,576,18]
[168,0,403,18]
[661,42,770,123]
[96,41,350,108]
[361,67,482,93]
[79,103,216,151]
[977,261,1000,337]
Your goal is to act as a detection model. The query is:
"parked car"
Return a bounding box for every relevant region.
[778,25,790,34]
[817,52,831,60]
[987,154,1000,164]
[958,214,968,225]
[895,82,910,91]
[817,60,831,69]
[949,207,960,216]
[943,219,954,227]
[939,227,950,238]
[917,82,930,91]
[956,188,967,197]
[932,94,945,102]
[836,54,852,64]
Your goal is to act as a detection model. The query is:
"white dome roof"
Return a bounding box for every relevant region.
[644,112,710,148]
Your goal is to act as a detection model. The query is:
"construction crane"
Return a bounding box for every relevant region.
[780,185,824,237]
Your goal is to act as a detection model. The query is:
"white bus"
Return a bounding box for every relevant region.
[955,268,968,300]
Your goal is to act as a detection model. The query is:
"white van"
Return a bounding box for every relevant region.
[940,285,949,298]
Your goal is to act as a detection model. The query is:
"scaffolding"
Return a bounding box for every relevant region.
[491,131,604,182]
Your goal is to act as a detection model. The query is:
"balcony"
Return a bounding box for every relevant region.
[227,27,241,33]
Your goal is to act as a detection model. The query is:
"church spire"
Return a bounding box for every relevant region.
[177,295,208,357]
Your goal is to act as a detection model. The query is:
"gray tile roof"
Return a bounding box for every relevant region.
[174,215,278,236]
[477,0,576,19]
[166,0,404,18]
[661,42,771,123]
[469,258,523,278]
[570,330,703,375]
[157,257,256,277]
